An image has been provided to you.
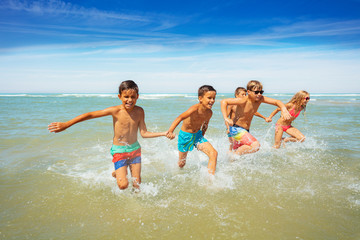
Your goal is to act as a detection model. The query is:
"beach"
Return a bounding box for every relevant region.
[1,93,359,239]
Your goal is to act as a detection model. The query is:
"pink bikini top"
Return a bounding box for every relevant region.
[289,107,301,118]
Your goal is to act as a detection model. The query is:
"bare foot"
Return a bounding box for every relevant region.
[281,138,286,147]
[178,159,186,168]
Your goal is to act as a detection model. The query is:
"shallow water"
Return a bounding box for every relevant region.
[1,93,359,239]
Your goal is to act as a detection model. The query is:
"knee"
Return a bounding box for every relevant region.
[117,179,129,190]
[210,149,218,160]
[252,141,260,152]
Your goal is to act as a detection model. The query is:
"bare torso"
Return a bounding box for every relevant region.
[276,103,302,126]
[231,98,262,130]
[181,104,212,133]
[112,105,143,145]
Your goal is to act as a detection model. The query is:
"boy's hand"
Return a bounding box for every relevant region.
[281,108,291,120]
[225,118,234,126]
[265,117,272,122]
[166,131,175,140]
[48,122,68,133]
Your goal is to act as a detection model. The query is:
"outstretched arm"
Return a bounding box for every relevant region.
[268,108,281,120]
[138,108,167,138]
[262,97,291,120]
[254,112,272,122]
[48,107,115,133]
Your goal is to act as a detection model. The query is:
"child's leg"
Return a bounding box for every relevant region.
[129,163,141,189]
[285,127,305,143]
[197,142,218,175]
[178,151,188,168]
[234,141,260,155]
[114,166,129,190]
[228,137,234,151]
[274,125,284,148]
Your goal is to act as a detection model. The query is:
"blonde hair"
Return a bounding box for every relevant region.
[247,80,263,91]
[288,90,309,112]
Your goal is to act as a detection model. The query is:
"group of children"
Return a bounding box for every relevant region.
[48,80,310,190]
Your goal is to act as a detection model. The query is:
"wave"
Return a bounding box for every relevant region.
[139,94,197,100]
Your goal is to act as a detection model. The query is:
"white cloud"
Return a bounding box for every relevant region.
[1,47,359,93]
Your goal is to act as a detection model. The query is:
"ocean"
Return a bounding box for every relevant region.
[1,93,359,239]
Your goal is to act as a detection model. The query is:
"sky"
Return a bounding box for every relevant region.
[0,0,360,93]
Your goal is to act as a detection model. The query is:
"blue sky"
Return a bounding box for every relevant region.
[0,0,360,93]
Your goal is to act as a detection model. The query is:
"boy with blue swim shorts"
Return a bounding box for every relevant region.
[178,130,208,152]
[49,80,170,191]
[167,85,218,175]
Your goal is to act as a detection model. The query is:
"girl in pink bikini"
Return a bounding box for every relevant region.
[268,90,310,148]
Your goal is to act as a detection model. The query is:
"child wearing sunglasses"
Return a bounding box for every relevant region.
[221,80,291,156]
[225,87,272,151]
[268,90,310,148]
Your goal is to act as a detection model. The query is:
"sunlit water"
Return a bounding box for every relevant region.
[1,93,359,239]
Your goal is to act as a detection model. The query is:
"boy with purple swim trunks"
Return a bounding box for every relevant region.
[167,85,218,175]
[221,80,291,156]
[49,80,170,191]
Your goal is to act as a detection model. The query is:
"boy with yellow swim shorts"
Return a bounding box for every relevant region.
[167,85,218,175]
[49,80,170,191]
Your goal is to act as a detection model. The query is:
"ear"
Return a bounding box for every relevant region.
[198,95,203,102]
[117,94,121,99]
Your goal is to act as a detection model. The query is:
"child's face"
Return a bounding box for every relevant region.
[247,87,263,102]
[199,91,216,109]
[302,94,310,106]
[118,89,139,110]
[236,90,247,98]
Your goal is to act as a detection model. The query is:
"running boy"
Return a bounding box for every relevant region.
[226,87,272,150]
[167,85,218,175]
[48,80,169,190]
[221,80,291,155]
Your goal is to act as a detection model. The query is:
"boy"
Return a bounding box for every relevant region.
[226,87,272,150]
[167,85,218,175]
[48,80,168,190]
[221,80,291,155]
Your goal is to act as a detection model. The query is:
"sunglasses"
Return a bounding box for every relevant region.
[305,97,310,100]
[250,90,264,95]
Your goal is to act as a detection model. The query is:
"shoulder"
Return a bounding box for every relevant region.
[105,105,122,114]
[187,104,200,112]
[133,105,145,116]
[286,103,294,109]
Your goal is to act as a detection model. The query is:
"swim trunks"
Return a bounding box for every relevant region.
[110,141,141,170]
[228,124,257,150]
[276,124,292,132]
[178,130,208,152]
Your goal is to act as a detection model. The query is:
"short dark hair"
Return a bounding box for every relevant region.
[119,80,139,95]
[198,85,216,97]
[235,87,246,97]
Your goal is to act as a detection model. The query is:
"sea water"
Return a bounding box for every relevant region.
[0,93,359,239]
